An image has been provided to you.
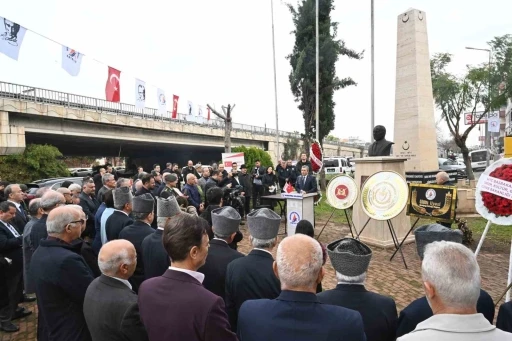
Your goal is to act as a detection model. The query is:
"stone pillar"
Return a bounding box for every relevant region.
[393,9,438,173]
[0,111,26,155]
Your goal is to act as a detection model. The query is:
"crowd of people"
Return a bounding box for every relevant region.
[1,157,512,340]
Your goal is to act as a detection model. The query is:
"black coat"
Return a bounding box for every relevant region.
[396,288,494,337]
[30,237,94,341]
[198,239,244,300]
[141,229,169,280]
[317,284,397,341]
[119,221,155,292]
[134,188,158,228]
[105,211,134,241]
[30,214,49,251]
[225,249,281,332]
[238,173,252,196]
[79,192,100,238]
[10,203,28,233]
[0,220,23,269]
[497,301,512,333]
[83,275,149,341]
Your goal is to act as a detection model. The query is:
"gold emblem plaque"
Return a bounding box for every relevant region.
[326,175,358,210]
[361,171,409,221]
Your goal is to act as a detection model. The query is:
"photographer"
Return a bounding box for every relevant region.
[204,170,231,206]
[238,164,252,217]
[251,160,266,208]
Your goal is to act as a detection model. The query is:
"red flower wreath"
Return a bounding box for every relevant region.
[309,141,323,174]
[481,164,512,217]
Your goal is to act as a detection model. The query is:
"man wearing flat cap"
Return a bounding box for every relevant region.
[317,238,398,341]
[141,196,181,280]
[225,208,281,332]
[198,207,244,300]
[105,187,134,241]
[119,193,156,292]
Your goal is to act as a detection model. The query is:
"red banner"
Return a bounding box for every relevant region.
[105,67,121,102]
[207,107,211,120]
[172,94,179,119]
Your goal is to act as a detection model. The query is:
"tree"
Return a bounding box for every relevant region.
[207,104,235,153]
[431,35,512,180]
[287,0,362,151]
[282,136,300,160]
[231,146,273,168]
[0,144,70,183]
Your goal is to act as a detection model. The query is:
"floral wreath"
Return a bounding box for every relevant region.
[309,140,323,174]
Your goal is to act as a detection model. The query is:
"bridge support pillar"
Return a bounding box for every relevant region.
[0,111,26,155]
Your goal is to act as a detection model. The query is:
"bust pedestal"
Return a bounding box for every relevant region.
[352,157,413,248]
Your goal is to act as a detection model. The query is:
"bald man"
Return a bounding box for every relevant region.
[84,240,148,341]
[237,234,366,341]
[56,187,73,204]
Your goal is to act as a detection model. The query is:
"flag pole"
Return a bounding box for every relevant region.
[370,0,375,143]
[315,0,320,142]
[271,0,280,161]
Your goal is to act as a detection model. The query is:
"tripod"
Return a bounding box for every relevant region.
[316,207,356,240]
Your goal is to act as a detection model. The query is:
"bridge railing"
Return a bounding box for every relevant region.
[0,81,366,149]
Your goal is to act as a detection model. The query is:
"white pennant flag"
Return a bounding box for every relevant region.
[197,105,204,117]
[157,88,167,116]
[187,101,194,115]
[61,46,84,76]
[488,112,500,133]
[0,17,27,61]
[135,79,146,109]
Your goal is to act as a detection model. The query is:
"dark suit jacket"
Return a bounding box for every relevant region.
[497,301,512,333]
[30,214,49,251]
[9,202,28,233]
[0,220,23,270]
[295,174,318,193]
[141,229,169,280]
[134,188,158,228]
[396,288,494,337]
[138,269,237,341]
[198,239,244,300]
[80,192,100,237]
[83,275,148,341]
[105,211,134,241]
[225,249,281,331]
[119,221,155,292]
[317,284,397,341]
[238,290,366,341]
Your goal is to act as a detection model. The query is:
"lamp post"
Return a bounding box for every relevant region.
[466,46,492,168]
[271,0,280,161]
[370,0,375,143]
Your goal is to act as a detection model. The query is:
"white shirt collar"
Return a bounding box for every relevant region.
[157,226,164,230]
[212,238,228,244]
[107,275,132,290]
[7,200,21,209]
[253,248,273,256]
[168,266,205,284]
[115,209,129,216]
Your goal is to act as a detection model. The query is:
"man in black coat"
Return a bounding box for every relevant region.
[497,300,512,333]
[84,240,148,341]
[29,190,66,251]
[198,207,244,300]
[225,208,281,332]
[79,178,100,239]
[106,187,134,241]
[119,194,155,292]
[238,165,252,215]
[30,205,94,341]
[317,238,397,341]
[295,165,318,194]
[4,184,28,233]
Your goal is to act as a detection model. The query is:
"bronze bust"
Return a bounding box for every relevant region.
[368,125,394,157]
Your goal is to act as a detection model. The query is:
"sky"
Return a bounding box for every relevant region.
[0,0,510,146]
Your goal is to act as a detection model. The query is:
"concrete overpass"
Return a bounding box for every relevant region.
[0,81,367,165]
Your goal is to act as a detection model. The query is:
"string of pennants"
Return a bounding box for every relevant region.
[0,15,211,119]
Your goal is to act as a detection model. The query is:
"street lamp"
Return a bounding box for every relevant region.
[466,46,492,168]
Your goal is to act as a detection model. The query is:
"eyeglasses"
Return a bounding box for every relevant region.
[68,215,88,225]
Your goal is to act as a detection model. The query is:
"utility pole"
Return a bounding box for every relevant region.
[370,0,375,143]
[207,104,235,153]
[271,0,280,161]
[315,0,320,143]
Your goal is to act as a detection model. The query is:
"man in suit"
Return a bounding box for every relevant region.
[295,165,318,194]
[237,234,366,341]
[138,213,237,341]
[225,208,281,332]
[497,300,512,333]
[105,187,134,241]
[29,191,66,251]
[4,184,28,233]
[80,178,100,239]
[198,206,244,300]
[84,240,148,341]
[119,194,155,292]
[318,238,397,341]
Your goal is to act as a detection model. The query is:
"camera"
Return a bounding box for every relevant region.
[224,185,245,212]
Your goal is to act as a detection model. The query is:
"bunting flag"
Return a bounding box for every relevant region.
[198,105,203,117]
[157,88,167,116]
[105,67,121,102]
[61,46,83,76]
[207,107,211,120]
[488,112,500,133]
[135,79,146,109]
[172,95,179,119]
[0,17,27,61]
[187,101,194,115]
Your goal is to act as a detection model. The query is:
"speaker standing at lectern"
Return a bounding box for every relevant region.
[295,166,318,194]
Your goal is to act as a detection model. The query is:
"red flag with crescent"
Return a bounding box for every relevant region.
[172,94,179,119]
[105,67,121,102]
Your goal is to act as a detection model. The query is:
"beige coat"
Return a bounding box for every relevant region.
[398,313,512,341]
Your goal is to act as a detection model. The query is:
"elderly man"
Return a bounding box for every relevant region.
[105,187,134,241]
[84,240,148,341]
[138,214,237,341]
[30,190,66,250]
[398,241,512,340]
[4,184,28,232]
[225,208,281,331]
[183,173,203,212]
[30,205,94,341]
[238,234,366,341]
[318,238,397,341]
[23,198,44,296]
[56,187,73,204]
[198,207,244,300]
[97,173,116,203]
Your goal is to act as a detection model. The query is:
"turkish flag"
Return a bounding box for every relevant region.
[172,94,179,119]
[207,107,211,120]
[105,67,121,102]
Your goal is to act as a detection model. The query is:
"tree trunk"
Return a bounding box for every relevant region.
[225,120,232,153]
[461,146,474,181]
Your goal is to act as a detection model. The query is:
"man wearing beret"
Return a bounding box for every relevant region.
[105,187,134,241]
[198,207,244,301]
[119,193,156,292]
[318,238,398,341]
[225,208,281,332]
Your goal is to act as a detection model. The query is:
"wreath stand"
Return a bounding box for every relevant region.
[316,207,356,240]
[390,217,421,263]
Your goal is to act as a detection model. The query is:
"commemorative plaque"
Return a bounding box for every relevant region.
[406,183,457,223]
[326,175,358,210]
[361,171,409,221]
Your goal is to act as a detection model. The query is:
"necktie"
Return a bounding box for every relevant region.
[5,223,20,237]
[18,206,26,220]
[302,176,306,188]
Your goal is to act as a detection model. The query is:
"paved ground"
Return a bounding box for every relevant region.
[2,219,510,340]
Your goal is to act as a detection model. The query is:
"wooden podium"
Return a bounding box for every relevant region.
[283,193,316,235]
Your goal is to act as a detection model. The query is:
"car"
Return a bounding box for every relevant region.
[70,168,93,177]
[323,157,353,175]
[438,158,467,179]
[469,149,495,171]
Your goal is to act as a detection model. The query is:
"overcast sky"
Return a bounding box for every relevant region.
[0,0,510,146]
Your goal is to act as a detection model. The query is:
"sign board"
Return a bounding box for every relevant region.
[465,111,499,125]
[406,183,457,223]
[221,153,245,172]
[405,170,458,184]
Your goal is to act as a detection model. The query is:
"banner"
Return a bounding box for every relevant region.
[157,89,167,116]
[187,101,194,116]
[488,113,500,133]
[135,79,146,109]
[0,17,27,61]
[222,153,245,173]
[61,46,83,76]
[172,95,179,119]
[105,67,121,102]
[198,105,203,117]
[406,183,457,223]
[207,107,211,120]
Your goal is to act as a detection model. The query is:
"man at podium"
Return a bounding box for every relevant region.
[295,166,318,194]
